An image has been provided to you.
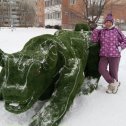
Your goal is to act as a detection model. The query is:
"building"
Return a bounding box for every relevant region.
[0,0,21,27]
[41,0,85,29]
[0,0,36,27]
[1,0,126,28]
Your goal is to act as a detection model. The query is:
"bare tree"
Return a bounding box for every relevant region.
[19,1,36,27]
[83,0,109,29]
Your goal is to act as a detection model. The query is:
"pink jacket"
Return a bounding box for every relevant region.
[91,27,126,57]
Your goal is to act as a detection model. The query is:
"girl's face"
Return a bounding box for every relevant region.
[104,20,113,28]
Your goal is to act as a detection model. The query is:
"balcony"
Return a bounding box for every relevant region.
[45,4,61,13]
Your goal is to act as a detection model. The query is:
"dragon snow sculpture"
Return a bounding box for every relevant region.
[0,30,100,126]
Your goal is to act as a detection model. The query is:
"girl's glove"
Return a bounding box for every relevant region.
[95,25,103,30]
[118,46,122,52]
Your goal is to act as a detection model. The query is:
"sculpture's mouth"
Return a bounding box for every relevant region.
[5,97,33,114]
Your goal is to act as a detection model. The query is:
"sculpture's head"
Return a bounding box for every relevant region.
[1,55,44,113]
[0,36,58,114]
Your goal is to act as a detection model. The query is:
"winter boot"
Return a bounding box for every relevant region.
[106,80,120,94]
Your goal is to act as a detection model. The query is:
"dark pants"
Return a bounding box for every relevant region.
[98,56,120,84]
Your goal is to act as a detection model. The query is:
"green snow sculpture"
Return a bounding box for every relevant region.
[0,30,100,126]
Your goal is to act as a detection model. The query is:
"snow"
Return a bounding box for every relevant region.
[0,27,126,126]
[0,27,57,53]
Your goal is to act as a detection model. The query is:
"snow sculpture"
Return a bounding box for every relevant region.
[0,30,100,126]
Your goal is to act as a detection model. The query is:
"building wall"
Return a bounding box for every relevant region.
[100,0,126,25]
[104,3,126,23]
[36,0,44,26]
[62,0,85,29]
[112,5,126,22]
[61,0,69,28]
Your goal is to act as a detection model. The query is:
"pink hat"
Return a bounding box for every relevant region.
[104,13,114,24]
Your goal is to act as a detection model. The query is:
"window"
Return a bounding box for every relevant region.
[53,12,61,19]
[4,21,9,24]
[45,0,53,7]
[45,13,52,19]
[54,0,61,5]
[70,0,76,5]
[45,0,50,7]
[3,0,8,2]
[45,12,61,19]
[50,0,53,5]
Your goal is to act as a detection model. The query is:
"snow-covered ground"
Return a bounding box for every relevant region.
[0,27,126,126]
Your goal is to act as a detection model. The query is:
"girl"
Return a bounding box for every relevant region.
[91,13,126,94]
